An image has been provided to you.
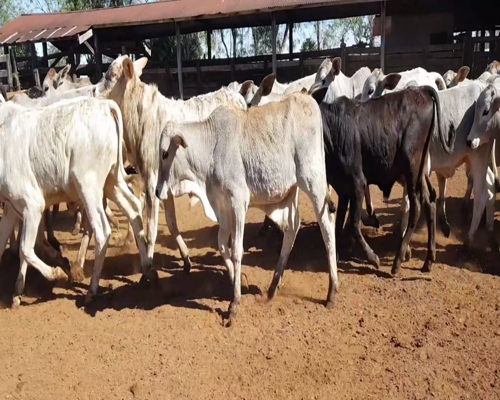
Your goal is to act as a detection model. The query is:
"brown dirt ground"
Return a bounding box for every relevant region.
[1,165,500,400]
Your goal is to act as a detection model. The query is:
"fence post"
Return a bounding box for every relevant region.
[176,23,184,99]
[6,52,13,90]
[340,42,347,73]
[271,13,277,76]
[33,68,40,87]
[380,0,386,72]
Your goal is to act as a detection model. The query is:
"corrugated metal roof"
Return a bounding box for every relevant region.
[0,0,363,45]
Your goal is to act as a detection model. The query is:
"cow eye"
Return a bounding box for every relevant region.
[162,150,168,160]
[483,108,490,116]
[44,86,49,92]
[368,88,374,95]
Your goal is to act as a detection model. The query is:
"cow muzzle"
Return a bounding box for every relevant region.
[466,137,480,150]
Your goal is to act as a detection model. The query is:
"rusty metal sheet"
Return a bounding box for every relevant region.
[0,0,347,44]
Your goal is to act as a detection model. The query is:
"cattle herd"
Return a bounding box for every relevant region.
[0,54,499,323]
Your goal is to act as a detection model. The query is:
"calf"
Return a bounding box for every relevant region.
[314,85,454,274]
[360,67,446,102]
[0,98,151,306]
[443,66,470,88]
[95,56,247,274]
[156,92,338,321]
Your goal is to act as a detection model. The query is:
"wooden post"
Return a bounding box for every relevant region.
[207,30,212,60]
[68,46,75,75]
[196,60,203,94]
[380,0,386,72]
[340,42,347,73]
[3,46,13,90]
[164,58,174,97]
[10,48,20,91]
[121,45,127,56]
[94,31,102,81]
[42,42,48,67]
[176,23,184,99]
[288,22,294,60]
[271,14,277,76]
[30,42,37,72]
[33,68,40,87]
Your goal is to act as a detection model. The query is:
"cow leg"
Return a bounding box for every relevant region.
[82,199,111,304]
[145,182,160,267]
[421,178,437,273]
[392,183,420,275]
[462,165,473,213]
[105,204,120,231]
[350,184,380,269]
[44,208,61,252]
[36,218,66,267]
[163,196,191,274]
[51,203,60,220]
[0,204,17,260]
[13,207,68,307]
[466,146,495,249]
[12,221,22,255]
[228,205,246,322]
[491,139,499,192]
[218,216,234,284]
[72,208,82,235]
[399,186,412,262]
[436,173,451,238]
[105,177,152,278]
[268,189,300,300]
[485,166,498,251]
[72,208,91,283]
[335,195,349,260]
[361,186,380,228]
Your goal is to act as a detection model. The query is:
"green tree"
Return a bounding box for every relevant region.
[301,38,317,52]
[151,33,203,64]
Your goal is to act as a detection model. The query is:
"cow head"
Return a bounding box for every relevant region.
[443,66,470,88]
[95,55,148,103]
[361,69,401,101]
[43,64,73,96]
[238,80,259,106]
[242,73,276,107]
[156,121,191,201]
[308,57,341,96]
[466,85,500,150]
[485,60,500,75]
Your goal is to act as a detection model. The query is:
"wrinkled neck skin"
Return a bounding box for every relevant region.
[167,120,216,197]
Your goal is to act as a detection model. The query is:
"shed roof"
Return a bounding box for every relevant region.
[0,0,378,45]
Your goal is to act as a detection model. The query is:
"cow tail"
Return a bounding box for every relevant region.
[107,100,127,179]
[426,85,455,155]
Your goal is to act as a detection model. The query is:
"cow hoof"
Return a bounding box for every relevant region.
[84,292,94,304]
[70,267,85,283]
[183,258,192,275]
[140,269,159,288]
[362,214,380,229]
[404,247,412,262]
[369,254,380,270]
[53,267,68,282]
[325,298,335,309]
[421,261,431,273]
[439,220,451,238]
[391,264,401,276]
[226,302,238,327]
[267,285,277,301]
[11,296,21,309]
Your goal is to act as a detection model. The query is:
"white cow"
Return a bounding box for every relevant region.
[360,67,446,101]
[156,91,338,321]
[0,97,151,306]
[95,56,247,273]
[443,66,471,88]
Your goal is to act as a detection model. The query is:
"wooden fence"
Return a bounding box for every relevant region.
[3,33,500,99]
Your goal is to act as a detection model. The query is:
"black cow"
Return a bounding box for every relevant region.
[312,85,455,274]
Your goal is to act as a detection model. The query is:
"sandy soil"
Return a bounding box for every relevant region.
[0,165,499,400]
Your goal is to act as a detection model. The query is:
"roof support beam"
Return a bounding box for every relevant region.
[207,30,212,60]
[380,0,386,72]
[271,13,277,76]
[176,23,184,99]
[94,31,102,80]
[288,22,293,60]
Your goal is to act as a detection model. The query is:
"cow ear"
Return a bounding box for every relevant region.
[46,68,57,80]
[455,66,470,84]
[133,57,148,78]
[239,80,254,97]
[331,57,341,76]
[383,73,401,90]
[173,133,188,149]
[123,57,135,80]
[59,64,71,80]
[260,73,275,97]
[310,86,328,105]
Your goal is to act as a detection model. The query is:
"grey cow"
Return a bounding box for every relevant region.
[156,92,338,322]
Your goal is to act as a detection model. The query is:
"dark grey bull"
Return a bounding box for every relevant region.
[313,85,455,274]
